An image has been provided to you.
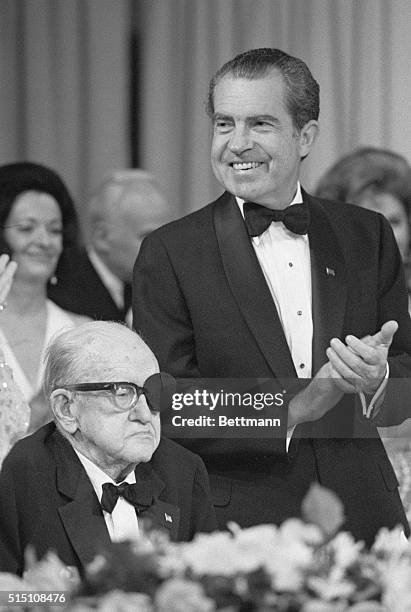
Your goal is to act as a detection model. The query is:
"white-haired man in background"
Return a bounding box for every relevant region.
[49,170,172,322]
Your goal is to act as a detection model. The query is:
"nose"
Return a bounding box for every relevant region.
[129,393,152,424]
[33,225,53,247]
[228,125,252,155]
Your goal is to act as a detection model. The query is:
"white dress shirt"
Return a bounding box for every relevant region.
[74,449,140,542]
[238,184,310,449]
[238,184,313,380]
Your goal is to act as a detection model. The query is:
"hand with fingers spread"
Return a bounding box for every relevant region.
[0,254,17,310]
[0,254,17,363]
[326,320,398,395]
[0,255,30,467]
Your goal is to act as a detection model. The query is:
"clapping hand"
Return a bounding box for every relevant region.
[288,322,397,428]
[325,320,397,395]
[0,253,17,308]
[0,254,17,363]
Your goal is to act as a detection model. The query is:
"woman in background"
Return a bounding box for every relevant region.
[0,162,89,432]
[316,147,411,521]
[316,147,411,303]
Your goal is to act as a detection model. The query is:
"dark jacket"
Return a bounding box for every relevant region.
[49,247,126,321]
[0,423,217,575]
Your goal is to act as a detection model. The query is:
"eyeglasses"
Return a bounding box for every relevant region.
[55,372,176,413]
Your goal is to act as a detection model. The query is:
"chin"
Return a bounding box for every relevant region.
[134,448,155,464]
[131,439,157,464]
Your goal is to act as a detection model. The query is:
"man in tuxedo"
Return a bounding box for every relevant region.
[0,321,216,576]
[49,170,171,322]
[132,48,411,545]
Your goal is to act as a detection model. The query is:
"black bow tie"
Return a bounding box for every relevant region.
[243,201,310,236]
[100,481,153,514]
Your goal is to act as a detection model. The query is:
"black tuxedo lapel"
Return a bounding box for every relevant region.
[52,433,111,567]
[306,194,348,374]
[214,192,296,379]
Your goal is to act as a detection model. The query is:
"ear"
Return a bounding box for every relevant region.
[298,120,319,157]
[91,219,110,252]
[50,389,79,435]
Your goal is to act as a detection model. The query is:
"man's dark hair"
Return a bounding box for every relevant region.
[207,47,320,131]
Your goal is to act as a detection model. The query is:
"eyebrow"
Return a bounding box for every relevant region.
[212,113,280,125]
[7,217,62,224]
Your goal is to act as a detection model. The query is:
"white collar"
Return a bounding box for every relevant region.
[87,248,124,307]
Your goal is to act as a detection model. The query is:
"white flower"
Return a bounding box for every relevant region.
[303,599,347,612]
[380,556,411,612]
[178,531,241,576]
[97,590,153,612]
[23,548,80,592]
[273,561,305,592]
[372,526,409,557]
[260,520,322,592]
[329,532,364,570]
[234,523,279,573]
[154,578,215,612]
[0,572,31,591]
[307,574,355,601]
[279,518,323,547]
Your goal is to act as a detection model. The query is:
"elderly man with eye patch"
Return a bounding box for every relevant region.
[0,321,217,577]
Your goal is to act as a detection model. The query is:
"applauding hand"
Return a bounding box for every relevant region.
[0,254,17,309]
[325,320,397,395]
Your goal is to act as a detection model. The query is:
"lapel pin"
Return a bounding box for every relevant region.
[326,267,335,277]
[165,512,173,523]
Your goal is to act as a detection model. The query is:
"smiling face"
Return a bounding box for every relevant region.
[66,329,161,479]
[4,191,63,282]
[211,71,319,209]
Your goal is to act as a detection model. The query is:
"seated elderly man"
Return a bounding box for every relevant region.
[0,321,217,576]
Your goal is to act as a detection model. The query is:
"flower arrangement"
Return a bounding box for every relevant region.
[1,484,411,612]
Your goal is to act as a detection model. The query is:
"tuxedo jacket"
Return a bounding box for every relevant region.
[0,423,217,576]
[132,191,411,545]
[48,247,126,321]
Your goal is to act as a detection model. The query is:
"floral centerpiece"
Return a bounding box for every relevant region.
[1,484,411,612]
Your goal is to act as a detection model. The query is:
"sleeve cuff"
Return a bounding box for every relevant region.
[359,363,389,419]
[286,425,296,452]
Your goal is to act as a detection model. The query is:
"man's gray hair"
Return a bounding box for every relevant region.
[88,169,164,224]
[43,320,132,399]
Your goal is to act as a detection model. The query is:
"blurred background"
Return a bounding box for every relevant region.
[2,0,411,223]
